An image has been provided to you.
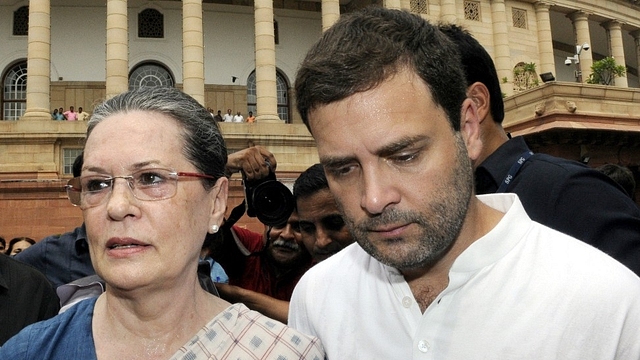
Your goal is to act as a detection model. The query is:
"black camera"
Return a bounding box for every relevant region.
[243,165,295,226]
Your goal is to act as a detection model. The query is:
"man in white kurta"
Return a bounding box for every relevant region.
[289,194,640,359]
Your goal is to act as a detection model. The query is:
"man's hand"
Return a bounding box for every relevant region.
[225,146,277,181]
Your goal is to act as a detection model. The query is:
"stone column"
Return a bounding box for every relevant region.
[490,0,512,96]
[321,0,340,32]
[384,0,401,10]
[254,0,280,122]
[106,0,129,98]
[631,30,640,85]
[22,0,51,120]
[535,2,555,77]
[603,20,628,87]
[440,0,457,23]
[568,11,593,83]
[183,0,205,104]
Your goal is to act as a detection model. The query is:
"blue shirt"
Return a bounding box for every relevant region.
[14,224,94,289]
[0,297,96,359]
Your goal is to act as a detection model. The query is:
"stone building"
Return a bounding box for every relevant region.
[0,0,639,239]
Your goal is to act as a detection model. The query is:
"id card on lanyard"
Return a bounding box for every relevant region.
[496,151,533,193]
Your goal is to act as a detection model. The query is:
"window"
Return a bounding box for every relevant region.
[463,1,481,21]
[274,20,279,45]
[410,0,428,14]
[513,62,539,92]
[128,63,174,90]
[246,70,290,123]
[2,61,27,120]
[138,9,164,38]
[512,8,527,29]
[13,6,28,36]
[63,149,84,176]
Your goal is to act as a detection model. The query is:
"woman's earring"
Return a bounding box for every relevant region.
[211,224,219,234]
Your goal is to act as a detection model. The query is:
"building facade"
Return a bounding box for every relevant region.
[0,0,639,239]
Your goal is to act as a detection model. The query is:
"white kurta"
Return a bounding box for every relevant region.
[289,193,640,359]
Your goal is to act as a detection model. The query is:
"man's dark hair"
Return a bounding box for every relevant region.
[438,24,505,124]
[597,164,636,200]
[72,153,83,178]
[293,163,328,200]
[295,7,467,132]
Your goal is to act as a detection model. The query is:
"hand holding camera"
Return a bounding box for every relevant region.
[225,146,277,181]
[226,146,294,227]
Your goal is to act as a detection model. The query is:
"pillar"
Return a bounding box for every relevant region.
[440,0,457,23]
[603,20,628,87]
[491,0,512,96]
[183,0,205,104]
[321,0,340,32]
[106,0,129,98]
[22,0,51,120]
[568,11,593,83]
[535,2,555,76]
[254,0,280,122]
[384,0,401,10]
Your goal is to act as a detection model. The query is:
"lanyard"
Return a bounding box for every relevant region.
[496,151,533,193]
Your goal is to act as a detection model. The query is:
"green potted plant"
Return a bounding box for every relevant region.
[586,57,626,85]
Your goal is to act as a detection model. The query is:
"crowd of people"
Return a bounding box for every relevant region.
[208,108,256,123]
[51,106,90,121]
[1,7,640,359]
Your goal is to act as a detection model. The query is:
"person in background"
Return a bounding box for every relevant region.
[213,109,223,122]
[64,106,77,121]
[597,163,637,201]
[246,111,256,123]
[54,108,65,120]
[438,23,640,276]
[0,86,324,359]
[288,7,640,359]
[6,237,35,256]
[15,154,94,289]
[233,111,244,123]
[76,107,90,121]
[223,108,234,122]
[0,253,59,345]
[294,163,354,262]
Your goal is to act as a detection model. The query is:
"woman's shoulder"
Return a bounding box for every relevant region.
[0,298,97,360]
[170,303,324,359]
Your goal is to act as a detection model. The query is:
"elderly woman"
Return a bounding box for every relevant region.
[0,87,323,359]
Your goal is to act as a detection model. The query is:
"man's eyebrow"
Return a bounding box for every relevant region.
[375,135,428,158]
[320,156,357,170]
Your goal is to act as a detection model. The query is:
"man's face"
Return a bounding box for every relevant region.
[297,188,353,262]
[266,211,309,267]
[308,69,473,271]
[227,109,232,115]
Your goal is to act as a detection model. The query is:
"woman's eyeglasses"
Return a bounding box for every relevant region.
[66,168,216,209]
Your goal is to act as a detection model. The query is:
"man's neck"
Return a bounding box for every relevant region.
[402,198,504,312]
[475,121,510,168]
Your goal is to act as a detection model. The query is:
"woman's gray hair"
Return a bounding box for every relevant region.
[87,87,227,189]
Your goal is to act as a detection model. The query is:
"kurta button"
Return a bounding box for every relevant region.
[402,296,412,308]
[418,340,430,353]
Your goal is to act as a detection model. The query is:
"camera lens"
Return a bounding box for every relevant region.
[251,181,295,226]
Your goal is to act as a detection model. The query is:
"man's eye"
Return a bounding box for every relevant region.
[84,179,111,192]
[322,215,345,231]
[393,152,419,163]
[299,222,315,234]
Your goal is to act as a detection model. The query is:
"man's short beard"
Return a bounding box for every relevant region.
[345,134,474,270]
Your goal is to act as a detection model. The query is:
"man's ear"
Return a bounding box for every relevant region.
[460,98,483,162]
[208,177,229,232]
[466,82,491,125]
